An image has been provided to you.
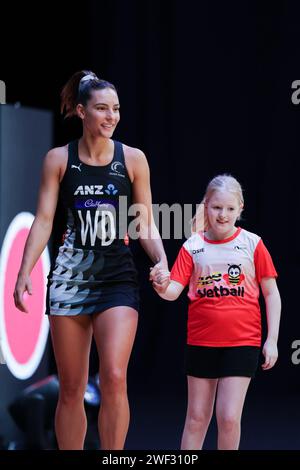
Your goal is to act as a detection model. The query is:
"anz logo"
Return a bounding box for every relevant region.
[74,184,119,196]
[105,184,118,195]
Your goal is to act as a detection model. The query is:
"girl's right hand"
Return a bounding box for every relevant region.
[13,273,32,313]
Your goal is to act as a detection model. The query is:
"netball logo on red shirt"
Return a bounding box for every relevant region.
[196,265,245,299]
[0,213,50,379]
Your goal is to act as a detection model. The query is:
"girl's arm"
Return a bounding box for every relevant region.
[152,270,184,301]
[260,277,281,370]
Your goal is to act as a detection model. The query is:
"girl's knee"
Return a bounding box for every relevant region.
[186,409,212,433]
[217,413,240,433]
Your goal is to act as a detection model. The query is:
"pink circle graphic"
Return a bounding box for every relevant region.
[0,213,50,379]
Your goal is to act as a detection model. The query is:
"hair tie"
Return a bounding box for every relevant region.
[80,74,97,83]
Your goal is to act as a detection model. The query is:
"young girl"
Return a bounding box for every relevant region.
[151,174,281,450]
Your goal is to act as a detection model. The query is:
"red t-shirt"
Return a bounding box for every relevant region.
[170,228,277,347]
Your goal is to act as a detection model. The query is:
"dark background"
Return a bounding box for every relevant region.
[1,0,299,449]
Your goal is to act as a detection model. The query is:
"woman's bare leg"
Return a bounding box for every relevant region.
[92,306,138,450]
[49,315,93,449]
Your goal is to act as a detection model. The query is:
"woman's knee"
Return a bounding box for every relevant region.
[58,379,87,405]
[100,368,127,396]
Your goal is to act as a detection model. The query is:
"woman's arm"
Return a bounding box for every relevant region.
[125,147,168,271]
[260,277,281,370]
[13,147,65,312]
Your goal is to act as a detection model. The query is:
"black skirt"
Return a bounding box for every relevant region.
[46,242,139,316]
[185,344,260,378]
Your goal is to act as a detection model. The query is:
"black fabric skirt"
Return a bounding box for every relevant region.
[185,344,260,378]
[45,243,139,316]
[46,282,140,316]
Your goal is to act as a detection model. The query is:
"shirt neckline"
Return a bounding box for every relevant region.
[76,139,115,168]
[200,227,242,244]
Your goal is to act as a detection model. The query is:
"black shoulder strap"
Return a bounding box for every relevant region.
[68,140,80,167]
[113,140,125,165]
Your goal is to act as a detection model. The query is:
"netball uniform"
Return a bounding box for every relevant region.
[170,227,277,377]
[46,140,139,316]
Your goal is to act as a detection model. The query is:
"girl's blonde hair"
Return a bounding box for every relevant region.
[191,174,244,233]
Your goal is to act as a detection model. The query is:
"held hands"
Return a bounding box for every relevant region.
[149,262,170,295]
[262,338,278,370]
[13,273,32,313]
[149,259,168,284]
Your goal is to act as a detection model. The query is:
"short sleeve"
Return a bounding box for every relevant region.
[170,246,193,287]
[254,239,278,283]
